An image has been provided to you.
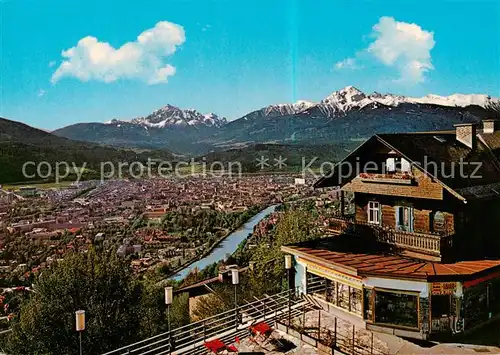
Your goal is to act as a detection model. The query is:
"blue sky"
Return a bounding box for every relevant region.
[1,0,500,130]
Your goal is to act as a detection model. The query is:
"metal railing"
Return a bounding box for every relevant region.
[276,309,389,355]
[102,288,305,355]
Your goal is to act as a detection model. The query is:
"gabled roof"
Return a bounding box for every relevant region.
[314,130,500,202]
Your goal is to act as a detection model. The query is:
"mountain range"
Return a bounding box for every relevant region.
[47,86,500,154]
[0,117,175,183]
[109,104,227,128]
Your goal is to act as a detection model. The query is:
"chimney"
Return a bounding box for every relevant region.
[454,123,477,149]
[483,119,497,134]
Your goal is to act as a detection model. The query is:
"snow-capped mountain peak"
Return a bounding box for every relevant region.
[321,86,500,110]
[292,100,315,111]
[406,93,493,108]
[322,86,371,109]
[103,86,499,128]
[106,104,227,129]
[310,86,379,117]
[293,86,500,119]
[259,100,315,116]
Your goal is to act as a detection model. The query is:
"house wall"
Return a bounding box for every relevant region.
[354,193,455,235]
[446,199,500,261]
[344,169,444,200]
[462,276,500,331]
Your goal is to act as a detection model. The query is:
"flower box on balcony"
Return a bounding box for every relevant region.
[358,172,413,185]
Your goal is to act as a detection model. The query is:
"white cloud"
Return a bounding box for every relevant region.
[335,57,359,70]
[368,16,435,84]
[51,21,185,85]
[335,17,435,84]
[38,89,46,97]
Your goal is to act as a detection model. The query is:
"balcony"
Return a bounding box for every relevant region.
[324,215,453,260]
[358,172,414,185]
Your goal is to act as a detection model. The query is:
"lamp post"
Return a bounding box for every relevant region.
[285,255,292,326]
[232,269,239,330]
[75,310,85,355]
[165,286,173,355]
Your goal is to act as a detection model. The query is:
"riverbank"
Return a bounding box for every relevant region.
[170,204,279,281]
[166,205,264,280]
[166,226,239,281]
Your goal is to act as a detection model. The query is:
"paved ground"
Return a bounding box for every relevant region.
[234,330,319,354]
[228,306,500,355]
[375,332,500,355]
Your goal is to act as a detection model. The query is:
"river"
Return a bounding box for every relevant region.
[171,204,278,281]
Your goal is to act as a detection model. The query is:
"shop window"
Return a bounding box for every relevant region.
[326,279,337,305]
[375,290,419,328]
[350,287,363,315]
[306,272,363,316]
[338,283,350,310]
[364,288,373,321]
[306,272,326,299]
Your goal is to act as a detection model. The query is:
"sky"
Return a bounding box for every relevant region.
[1,0,500,130]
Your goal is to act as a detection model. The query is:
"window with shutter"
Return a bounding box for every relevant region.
[386,158,396,173]
[396,206,414,232]
[368,201,380,225]
[433,211,445,232]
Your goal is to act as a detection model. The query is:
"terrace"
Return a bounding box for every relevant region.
[101,288,389,355]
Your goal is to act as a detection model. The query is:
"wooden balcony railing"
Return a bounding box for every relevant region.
[324,215,453,257]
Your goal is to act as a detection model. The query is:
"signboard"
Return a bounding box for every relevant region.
[431,282,456,295]
[305,260,362,289]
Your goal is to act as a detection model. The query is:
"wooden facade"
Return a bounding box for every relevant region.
[322,134,500,263]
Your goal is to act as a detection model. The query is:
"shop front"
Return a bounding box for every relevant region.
[302,260,364,317]
[429,281,459,334]
[284,243,500,341]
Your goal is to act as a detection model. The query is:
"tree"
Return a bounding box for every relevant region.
[250,209,320,292]
[191,209,321,320]
[5,248,143,355]
[136,281,190,339]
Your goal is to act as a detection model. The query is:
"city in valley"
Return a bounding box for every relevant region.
[0,176,319,282]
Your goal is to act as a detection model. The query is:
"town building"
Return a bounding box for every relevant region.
[283,120,500,340]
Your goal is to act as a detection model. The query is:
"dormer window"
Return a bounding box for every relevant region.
[386,157,396,172]
[386,157,411,174]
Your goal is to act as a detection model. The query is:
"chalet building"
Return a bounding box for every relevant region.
[283,119,500,340]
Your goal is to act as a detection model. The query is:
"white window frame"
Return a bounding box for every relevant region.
[386,158,396,173]
[368,201,381,225]
[401,158,411,173]
[386,156,411,174]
